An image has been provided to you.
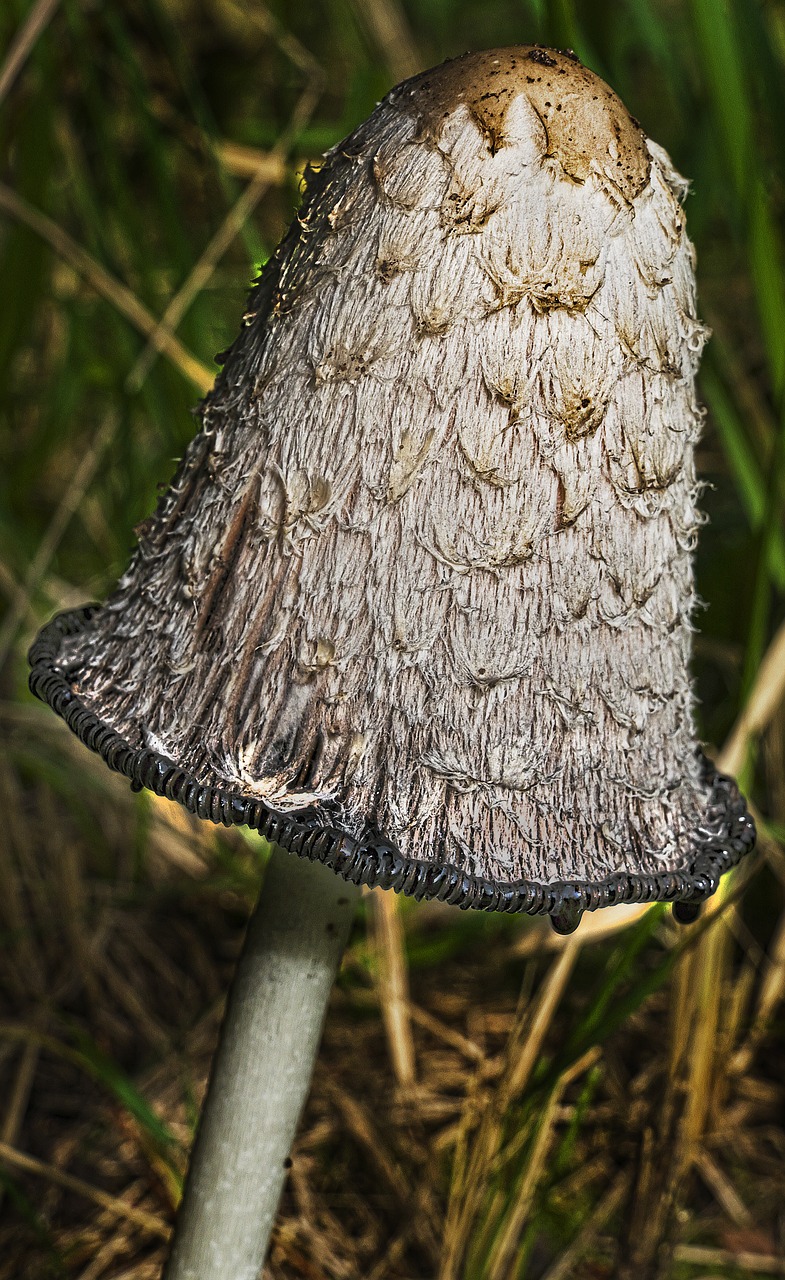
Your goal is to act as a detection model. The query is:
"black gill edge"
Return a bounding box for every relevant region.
[29,606,757,934]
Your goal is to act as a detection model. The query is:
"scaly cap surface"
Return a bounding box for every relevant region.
[29,48,754,929]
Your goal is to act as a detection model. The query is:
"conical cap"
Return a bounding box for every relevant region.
[30,47,754,930]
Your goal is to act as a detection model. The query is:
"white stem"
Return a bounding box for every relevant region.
[163,848,361,1280]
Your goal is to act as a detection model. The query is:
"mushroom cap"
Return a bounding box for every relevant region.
[391,46,650,200]
[29,47,754,929]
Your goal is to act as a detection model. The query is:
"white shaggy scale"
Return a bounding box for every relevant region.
[61,47,714,888]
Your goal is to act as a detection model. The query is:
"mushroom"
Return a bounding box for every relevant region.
[29,45,754,1279]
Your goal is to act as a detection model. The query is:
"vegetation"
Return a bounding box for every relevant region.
[1,0,784,1276]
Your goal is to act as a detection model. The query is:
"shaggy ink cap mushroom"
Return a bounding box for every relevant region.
[30,46,755,935]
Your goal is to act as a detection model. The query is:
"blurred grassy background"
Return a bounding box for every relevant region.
[1,0,785,1277]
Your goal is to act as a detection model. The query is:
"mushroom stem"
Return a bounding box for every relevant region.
[163,847,361,1280]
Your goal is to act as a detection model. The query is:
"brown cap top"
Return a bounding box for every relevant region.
[389,45,651,201]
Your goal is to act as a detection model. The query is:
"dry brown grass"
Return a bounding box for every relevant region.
[0,707,784,1277]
